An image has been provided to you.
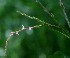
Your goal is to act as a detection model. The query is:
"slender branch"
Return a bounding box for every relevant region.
[17,11,59,28]
[59,0,70,28]
[36,0,59,24]
[4,8,70,57]
[51,27,70,39]
[36,0,70,37]
[4,37,11,58]
[16,10,70,39]
[4,24,43,57]
[4,0,70,57]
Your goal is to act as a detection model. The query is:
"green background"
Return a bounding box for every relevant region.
[0,0,70,58]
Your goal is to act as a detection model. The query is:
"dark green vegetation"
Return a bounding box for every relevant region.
[0,0,70,58]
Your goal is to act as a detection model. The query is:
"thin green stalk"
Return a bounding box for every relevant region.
[17,11,70,39]
[59,0,70,28]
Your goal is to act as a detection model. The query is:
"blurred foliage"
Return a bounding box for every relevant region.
[0,0,70,58]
